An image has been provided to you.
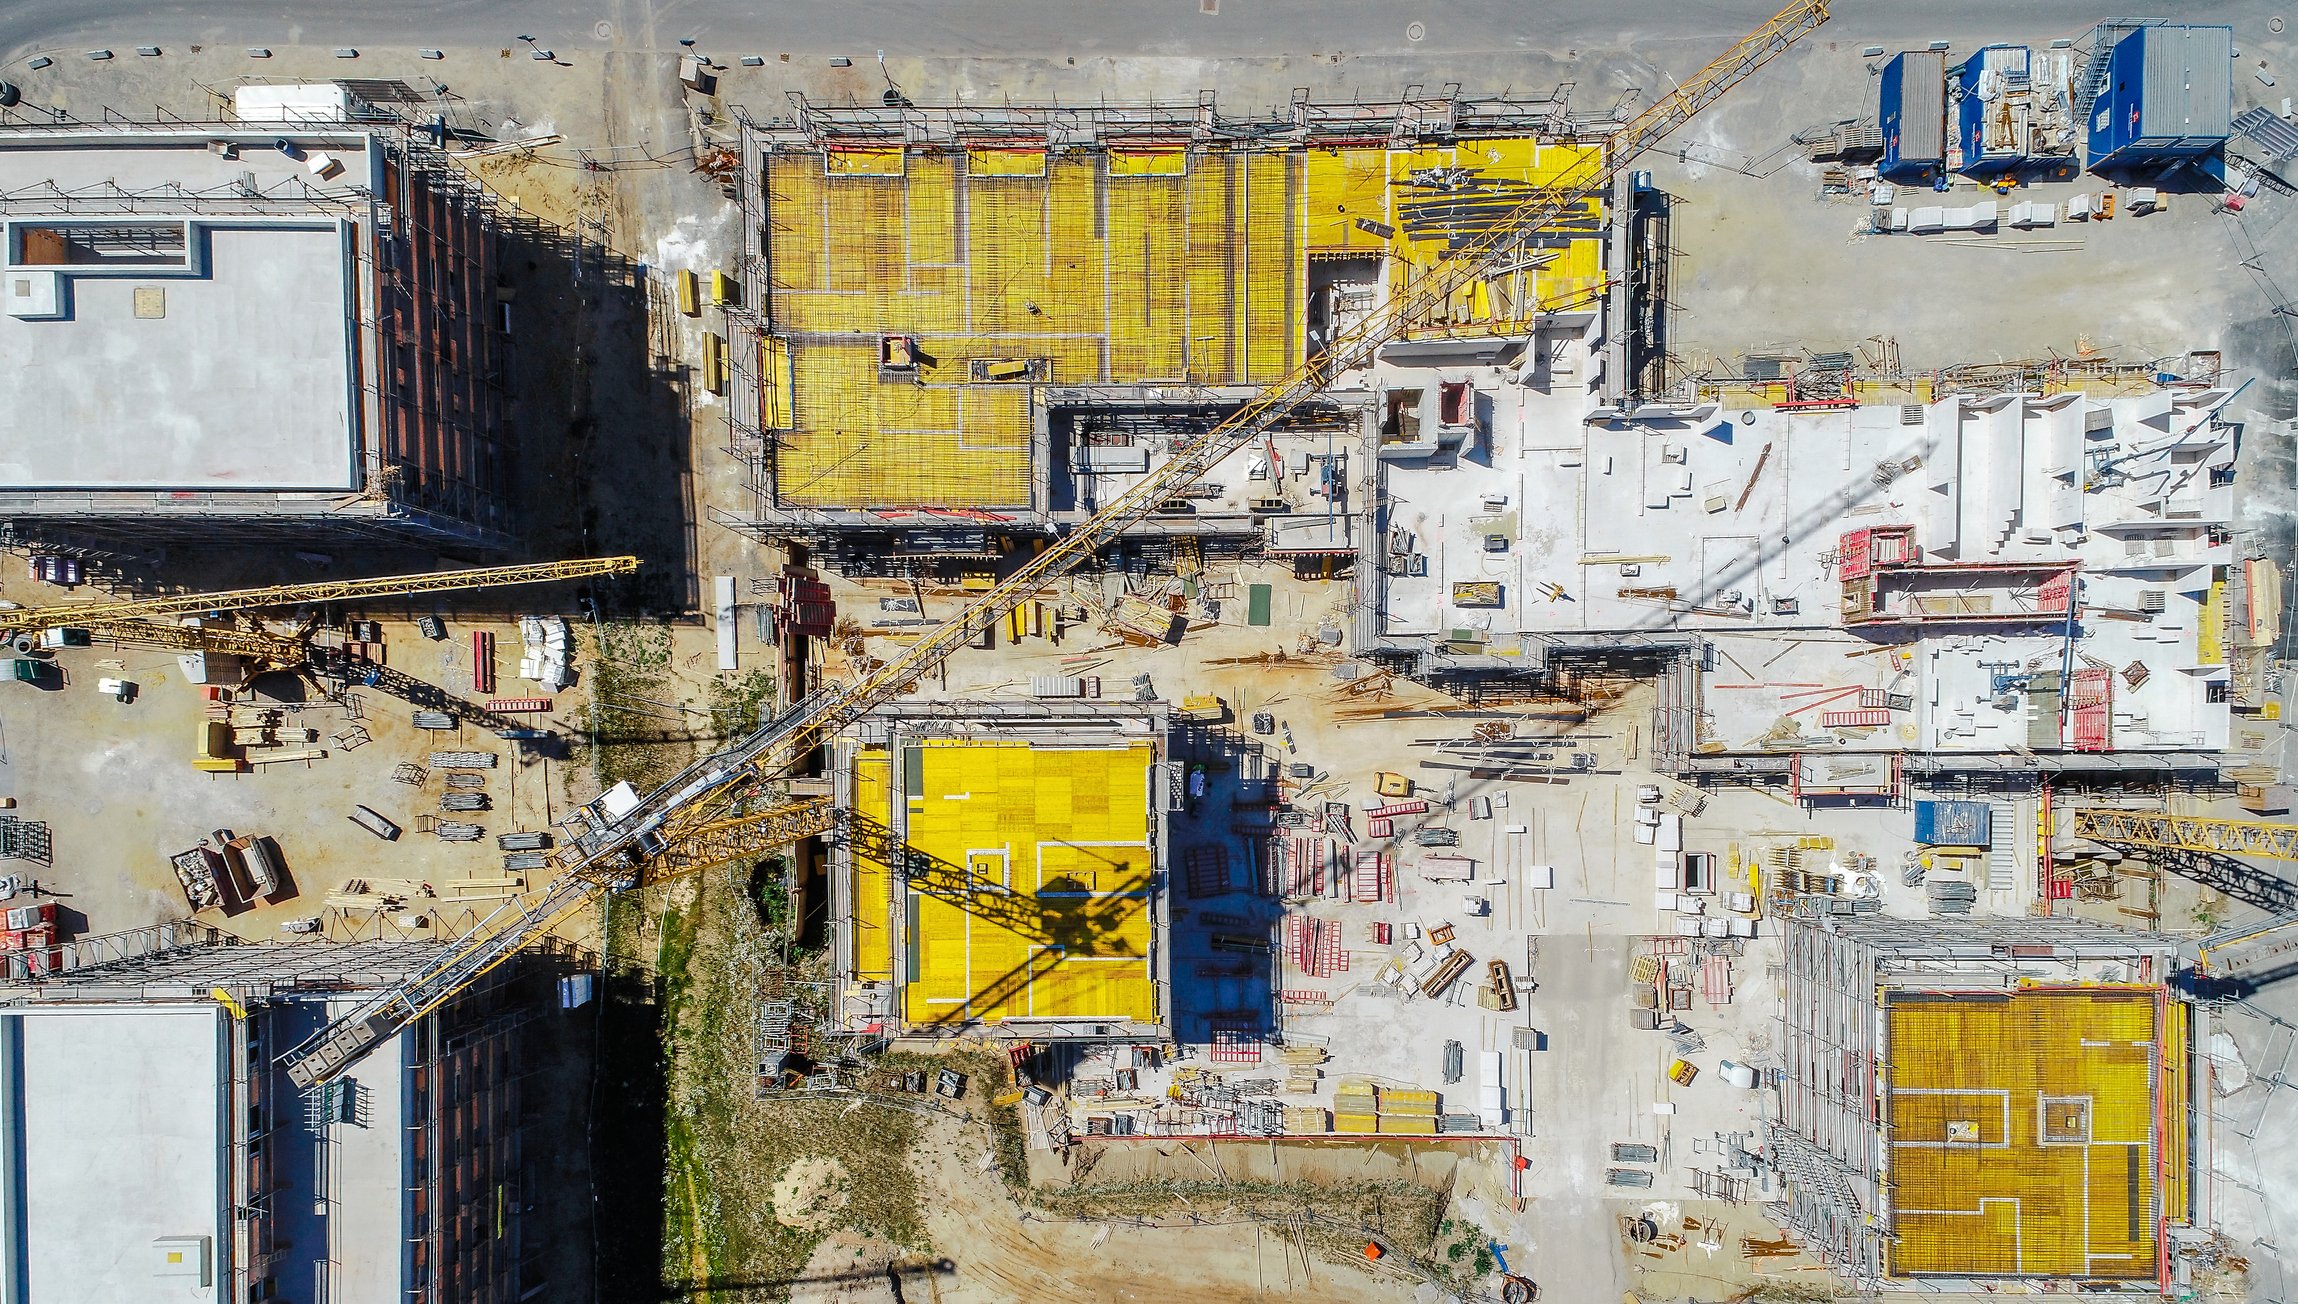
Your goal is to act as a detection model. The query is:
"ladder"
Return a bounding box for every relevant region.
[2071,19,2151,125]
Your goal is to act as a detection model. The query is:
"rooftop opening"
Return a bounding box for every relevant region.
[11,221,190,268]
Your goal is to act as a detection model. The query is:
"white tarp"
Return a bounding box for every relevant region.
[233,83,352,124]
[714,575,738,671]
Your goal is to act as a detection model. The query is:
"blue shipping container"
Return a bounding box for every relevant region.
[1914,799,1992,846]
[1880,50,1947,182]
[2085,24,2232,170]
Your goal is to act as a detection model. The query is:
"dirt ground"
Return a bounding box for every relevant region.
[909,1119,1429,1304]
[779,1128,1435,1304]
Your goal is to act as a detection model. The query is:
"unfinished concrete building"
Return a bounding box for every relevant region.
[0,923,541,1303]
[1771,913,2195,1290]
[1352,352,2249,789]
[829,701,1174,1040]
[723,90,1617,572]
[0,119,518,551]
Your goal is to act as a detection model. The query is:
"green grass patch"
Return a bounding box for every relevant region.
[707,667,778,739]
[577,621,695,794]
[647,866,931,1302]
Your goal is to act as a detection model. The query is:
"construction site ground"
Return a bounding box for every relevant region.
[624,832,1476,1304]
[4,12,2298,1304]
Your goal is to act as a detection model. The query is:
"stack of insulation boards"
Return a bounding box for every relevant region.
[1335,1080,1380,1134]
[1283,1106,1331,1134]
[1281,1044,1326,1095]
[519,616,572,690]
[1379,1087,1441,1135]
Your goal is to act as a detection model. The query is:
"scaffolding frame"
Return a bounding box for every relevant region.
[745,87,1618,153]
[1773,914,2185,1289]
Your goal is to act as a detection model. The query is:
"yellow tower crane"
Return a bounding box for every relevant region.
[1,555,639,637]
[11,556,641,727]
[281,0,1834,1089]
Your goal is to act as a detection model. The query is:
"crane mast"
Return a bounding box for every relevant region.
[280,0,1831,1090]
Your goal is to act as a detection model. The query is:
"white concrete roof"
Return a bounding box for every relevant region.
[0,131,379,494]
[1371,378,2234,754]
[324,997,412,1300]
[8,1005,225,1303]
[0,222,359,491]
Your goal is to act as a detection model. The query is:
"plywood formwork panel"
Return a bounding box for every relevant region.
[1244,154,1301,381]
[764,156,829,290]
[965,170,1051,336]
[1183,158,1243,382]
[1884,988,2166,1280]
[774,341,1032,509]
[761,137,1585,509]
[907,154,962,266]
[849,750,894,982]
[1302,148,1391,252]
[895,739,1156,1027]
[1107,173,1188,380]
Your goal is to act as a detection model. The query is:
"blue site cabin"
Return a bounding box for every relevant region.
[1879,50,1946,183]
[2084,23,2232,172]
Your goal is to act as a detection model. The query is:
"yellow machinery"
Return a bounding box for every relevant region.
[281,0,1833,1090]
[90,619,311,668]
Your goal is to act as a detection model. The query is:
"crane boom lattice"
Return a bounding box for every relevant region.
[642,799,839,885]
[2,556,639,635]
[87,619,310,666]
[2070,809,2298,863]
[279,0,1830,1090]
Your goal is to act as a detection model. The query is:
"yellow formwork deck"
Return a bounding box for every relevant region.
[1339,140,1608,330]
[848,750,894,982]
[1884,988,2175,1281]
[761,140,1603,510]
[872,738,1156,1026]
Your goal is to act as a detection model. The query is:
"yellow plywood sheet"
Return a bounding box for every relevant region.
[968,148,1048,177]
[1374,141,1608,333]
[1302,148,1392,252]
[772,340,1033,510]
[825,148,905,177]
[1109,149,1187,177]
[893,738,1156,1027]
[760,336,794,429]
[1885,988,2171,1280]
[849,750,894,981]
